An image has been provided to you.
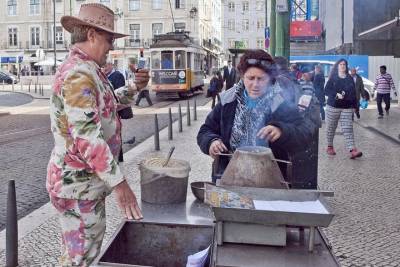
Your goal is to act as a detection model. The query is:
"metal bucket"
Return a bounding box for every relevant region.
[139,157,191,204]
[220,146,286,189]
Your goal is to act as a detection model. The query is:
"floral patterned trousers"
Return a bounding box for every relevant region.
[51,197,106,266]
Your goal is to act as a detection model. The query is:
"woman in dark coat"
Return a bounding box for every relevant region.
[324,59,362,159]
[197,50,314,182]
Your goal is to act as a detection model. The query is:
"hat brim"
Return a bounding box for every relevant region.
[61,16,129,39]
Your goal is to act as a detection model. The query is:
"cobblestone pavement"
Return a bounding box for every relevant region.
[319,108,400,267]
[0,92,209,231]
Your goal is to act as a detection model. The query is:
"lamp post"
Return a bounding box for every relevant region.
[53,0,56,73]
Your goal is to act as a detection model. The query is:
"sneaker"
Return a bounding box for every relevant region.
[355,111,360,119]
[378,114,384,119]
[326,146,336,155]
[350,148,362,159]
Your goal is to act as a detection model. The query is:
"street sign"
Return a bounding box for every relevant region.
[234,41,245,49]
[276,0,288,13]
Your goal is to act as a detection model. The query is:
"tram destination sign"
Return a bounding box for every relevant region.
[152,69,186,84]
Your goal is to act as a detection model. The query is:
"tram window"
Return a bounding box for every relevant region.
[187,52,191,68]
[161,51,173,69]
[175,50,186,69]
[151,51,161,69]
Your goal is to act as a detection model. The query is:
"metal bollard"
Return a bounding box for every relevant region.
[154,114,160,151]
[41,85,44,96]
[28,81,31,93]
[193,99,197,121]
[6,180,18,267]
[12,82,14,92]
[2,80,5,90]
[34,83,37,94]
[168,108,173,140]
[186,100,191,126]
[20,81,22,91]
[178,104,183,132]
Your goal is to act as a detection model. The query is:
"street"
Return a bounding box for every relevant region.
[0,91,209,231]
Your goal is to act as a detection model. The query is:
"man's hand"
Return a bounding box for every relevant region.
[209,139,228,159]
[135,69,150,91]
[257,125,282,143]
[114,180,143,220]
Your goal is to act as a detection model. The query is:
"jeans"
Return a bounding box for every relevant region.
[376,93,390,115]
[136,90,153,106]
[320,102,325,121]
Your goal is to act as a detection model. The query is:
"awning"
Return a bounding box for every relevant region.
[0,56,23,64]
[358,12,400,39]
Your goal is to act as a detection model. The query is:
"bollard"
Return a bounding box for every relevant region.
[2,80,4,90]
[193,99,197,121]
[154,114,160,151]
[168,108,173,140]
[6,180,18,267]
[186,100,191,126]
[178,104,183,132]
[11,82,14,92]
[34,83,37,94]
[20,81,22,91]
[41,84,44,96]
[28,81,31,93]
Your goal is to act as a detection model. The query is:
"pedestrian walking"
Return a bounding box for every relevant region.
[312,65,326,121]
[350,67,367,119]
[290,63,302,81]
[47,4,149,266]
[324,59,362,159]
[208,71,221,108]
[374,65,397,118]
[223,60,237,90]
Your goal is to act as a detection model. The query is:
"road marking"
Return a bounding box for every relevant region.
[0,127,49,138]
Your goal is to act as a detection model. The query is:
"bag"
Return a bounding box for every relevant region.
[118,107,133,119]
[360,98,368,109]
[208,79,218,94]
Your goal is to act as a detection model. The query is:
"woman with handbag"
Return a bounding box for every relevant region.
[324,59,362,159]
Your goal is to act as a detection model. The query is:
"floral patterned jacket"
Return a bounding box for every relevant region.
[46,46,135,200]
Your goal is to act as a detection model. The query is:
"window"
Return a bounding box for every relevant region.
[30,0,40,15]
[228,39,235,48]
[152,0,162,9]
[8,28,17,47]
[151,51,161,69]
[175,50,186,69]
[242,1,249,12]
[55,26,63,44]
[152,23,163,37]
[175,0,185,9]
[257,18,264,30]
[8,0,17,16]
[161,51,173,69]
[129,0,140,11]
[257,39,264,49]
[174,22,186,31]
[228,2,235,12]
[243,39,249,48]
[242,19,249,31]
[228,20,235,31]
[31,27,40,46]
[129,24,140,46]
[256,1,263,11]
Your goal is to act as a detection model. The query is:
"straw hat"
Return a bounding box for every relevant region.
[61,3,128,39]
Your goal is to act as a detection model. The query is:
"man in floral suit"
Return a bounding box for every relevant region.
[46,3,149,266]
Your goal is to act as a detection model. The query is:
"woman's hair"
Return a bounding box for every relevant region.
[237,49,277,79]
[329,58,349,79]
[71,26,92,44]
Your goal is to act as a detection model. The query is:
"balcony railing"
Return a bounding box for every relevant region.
[124,39,153,48]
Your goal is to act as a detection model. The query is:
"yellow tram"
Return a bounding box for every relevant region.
[150,32,205,98]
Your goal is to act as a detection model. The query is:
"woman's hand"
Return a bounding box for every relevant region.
[257,125,282,143]
[209,139,228,159]
[114,180,143,220]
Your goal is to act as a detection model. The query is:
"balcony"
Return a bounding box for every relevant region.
[124,39,153,48]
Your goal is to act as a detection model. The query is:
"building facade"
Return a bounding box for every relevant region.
[222,0,267,62]
[0,0,222,75]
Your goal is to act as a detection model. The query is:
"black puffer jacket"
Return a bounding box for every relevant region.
[197,81,314,181]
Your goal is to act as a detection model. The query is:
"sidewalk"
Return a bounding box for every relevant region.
[0,102,399,266]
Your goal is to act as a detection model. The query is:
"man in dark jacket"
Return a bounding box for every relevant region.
[103,61,134,162]
[350,68,366,119]
[312,65,326,121]
[223,60,237,90]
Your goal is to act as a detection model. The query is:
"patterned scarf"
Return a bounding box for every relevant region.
[230,80,282,151]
